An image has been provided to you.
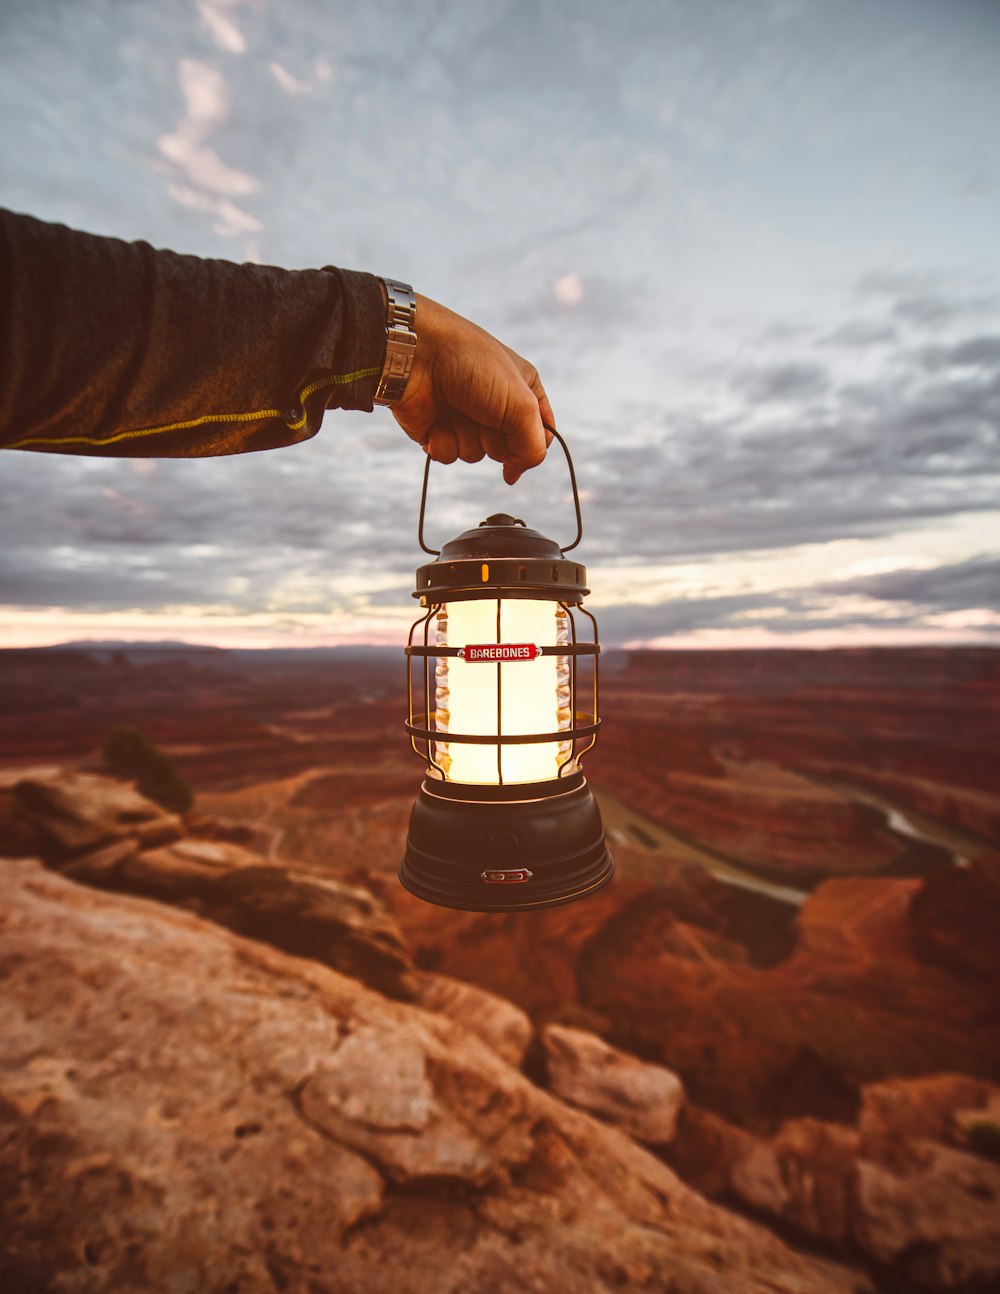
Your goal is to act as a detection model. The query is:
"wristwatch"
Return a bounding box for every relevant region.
[373,278,417,405]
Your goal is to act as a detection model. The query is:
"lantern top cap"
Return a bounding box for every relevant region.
[480,513,525,529]
[438,517,564,562]
[415,513,587,601]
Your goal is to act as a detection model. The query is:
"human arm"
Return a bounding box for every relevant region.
[0,209,552,480]
[0,207,384,457]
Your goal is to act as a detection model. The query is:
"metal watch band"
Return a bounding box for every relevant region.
[373,278,417,405]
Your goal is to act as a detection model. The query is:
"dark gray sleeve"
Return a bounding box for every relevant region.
[0,208,387,456]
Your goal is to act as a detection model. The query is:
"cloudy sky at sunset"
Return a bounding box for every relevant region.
[1,0,998,648]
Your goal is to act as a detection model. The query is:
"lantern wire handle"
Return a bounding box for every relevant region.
[416,450,439,555]
[416,423,584,556]
[547,425,584,554]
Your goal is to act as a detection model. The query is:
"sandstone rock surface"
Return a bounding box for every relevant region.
[388,871,1000,1131]
[852,1074,1000,1289]
[541,1023,685,1145]
[10,768,182,855]
[3,769,416,1000]
[0,857,861,1294]
[416,972,533,1068]
[854,1141,1000,1289]
[669,1074,1000,1288]
[729,1118,860,1246]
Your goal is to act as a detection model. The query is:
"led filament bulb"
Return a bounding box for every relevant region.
[434,600,572,784]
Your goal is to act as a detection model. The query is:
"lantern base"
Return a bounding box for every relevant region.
[400,776,614,912]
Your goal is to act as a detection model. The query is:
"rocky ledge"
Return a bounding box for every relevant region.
[383,849,1000,1133]
[667,1074,1000,1290]
[3,767,998,1292]
[0,854,859,1294]
[1,769,416,1000]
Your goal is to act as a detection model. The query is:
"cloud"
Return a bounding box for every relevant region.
[270,61,312,96]
[578,317,1000,565]
[178,57,228,126]
[819,555,1000,610]
[167,183,262,236]
[595,590,958,646]
[502,271,648,346]
[1,0,999,645]
[157,55,260,241]
[554,272,584,305]
[915,334,1000,371]
[598,592,788,642]
[0,424,426,618]
[821,320,898,348]
[197,0,247,55]
[735,360,831,403]
[856,270,998,329]
[159,135,258,197]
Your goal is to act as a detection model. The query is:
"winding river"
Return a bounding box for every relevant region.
[594,774,980,910]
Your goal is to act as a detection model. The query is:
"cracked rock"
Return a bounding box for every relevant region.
[0,856,861,1294]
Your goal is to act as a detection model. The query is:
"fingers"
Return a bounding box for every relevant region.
[481,428,507,463]
[425,425,458,464]
[402,395,554,480]
[523,363,557,443]
[500,384,548,486]
[450,415,487,464]
[387,295,558,480]
[421,416,489,465]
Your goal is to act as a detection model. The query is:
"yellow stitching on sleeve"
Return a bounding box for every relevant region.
[6,364,382,449]
[7,407,283,449]
[286,366,381,429]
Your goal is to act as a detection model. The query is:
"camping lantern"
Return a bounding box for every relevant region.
[400,428,613,912]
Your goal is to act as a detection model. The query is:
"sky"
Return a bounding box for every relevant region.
[1,0,998,649]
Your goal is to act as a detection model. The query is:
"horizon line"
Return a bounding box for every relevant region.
[3,636,998,655]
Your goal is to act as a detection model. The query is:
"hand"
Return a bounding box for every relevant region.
[388,293,555,485]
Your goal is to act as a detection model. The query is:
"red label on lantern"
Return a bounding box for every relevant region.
[462,642,538,663]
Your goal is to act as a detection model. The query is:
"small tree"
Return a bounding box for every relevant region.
[102,726,194,814]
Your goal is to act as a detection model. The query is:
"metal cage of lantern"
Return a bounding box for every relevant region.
[403,428,602,795]
[404,601,601,791]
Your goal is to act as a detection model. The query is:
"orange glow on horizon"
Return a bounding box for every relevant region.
[3,617,999,653]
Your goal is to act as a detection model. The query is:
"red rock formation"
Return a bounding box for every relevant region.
[384,867,1000,1133]
[0,856,860,1294]
[2,642,999,1292]
[598,761,903,879]
[668,1074,1000,1290]
[909,851,1000,983]
[540,1024,685,1145]
[3,770,416,1000]
[591,648,1000,861]
[415,973,533,1069]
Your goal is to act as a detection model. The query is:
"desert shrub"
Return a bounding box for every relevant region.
[102,726,194,814]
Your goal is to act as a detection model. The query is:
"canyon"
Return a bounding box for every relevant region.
[1,643,998,1292]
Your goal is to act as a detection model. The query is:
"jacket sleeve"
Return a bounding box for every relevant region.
[0,208,387,457]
